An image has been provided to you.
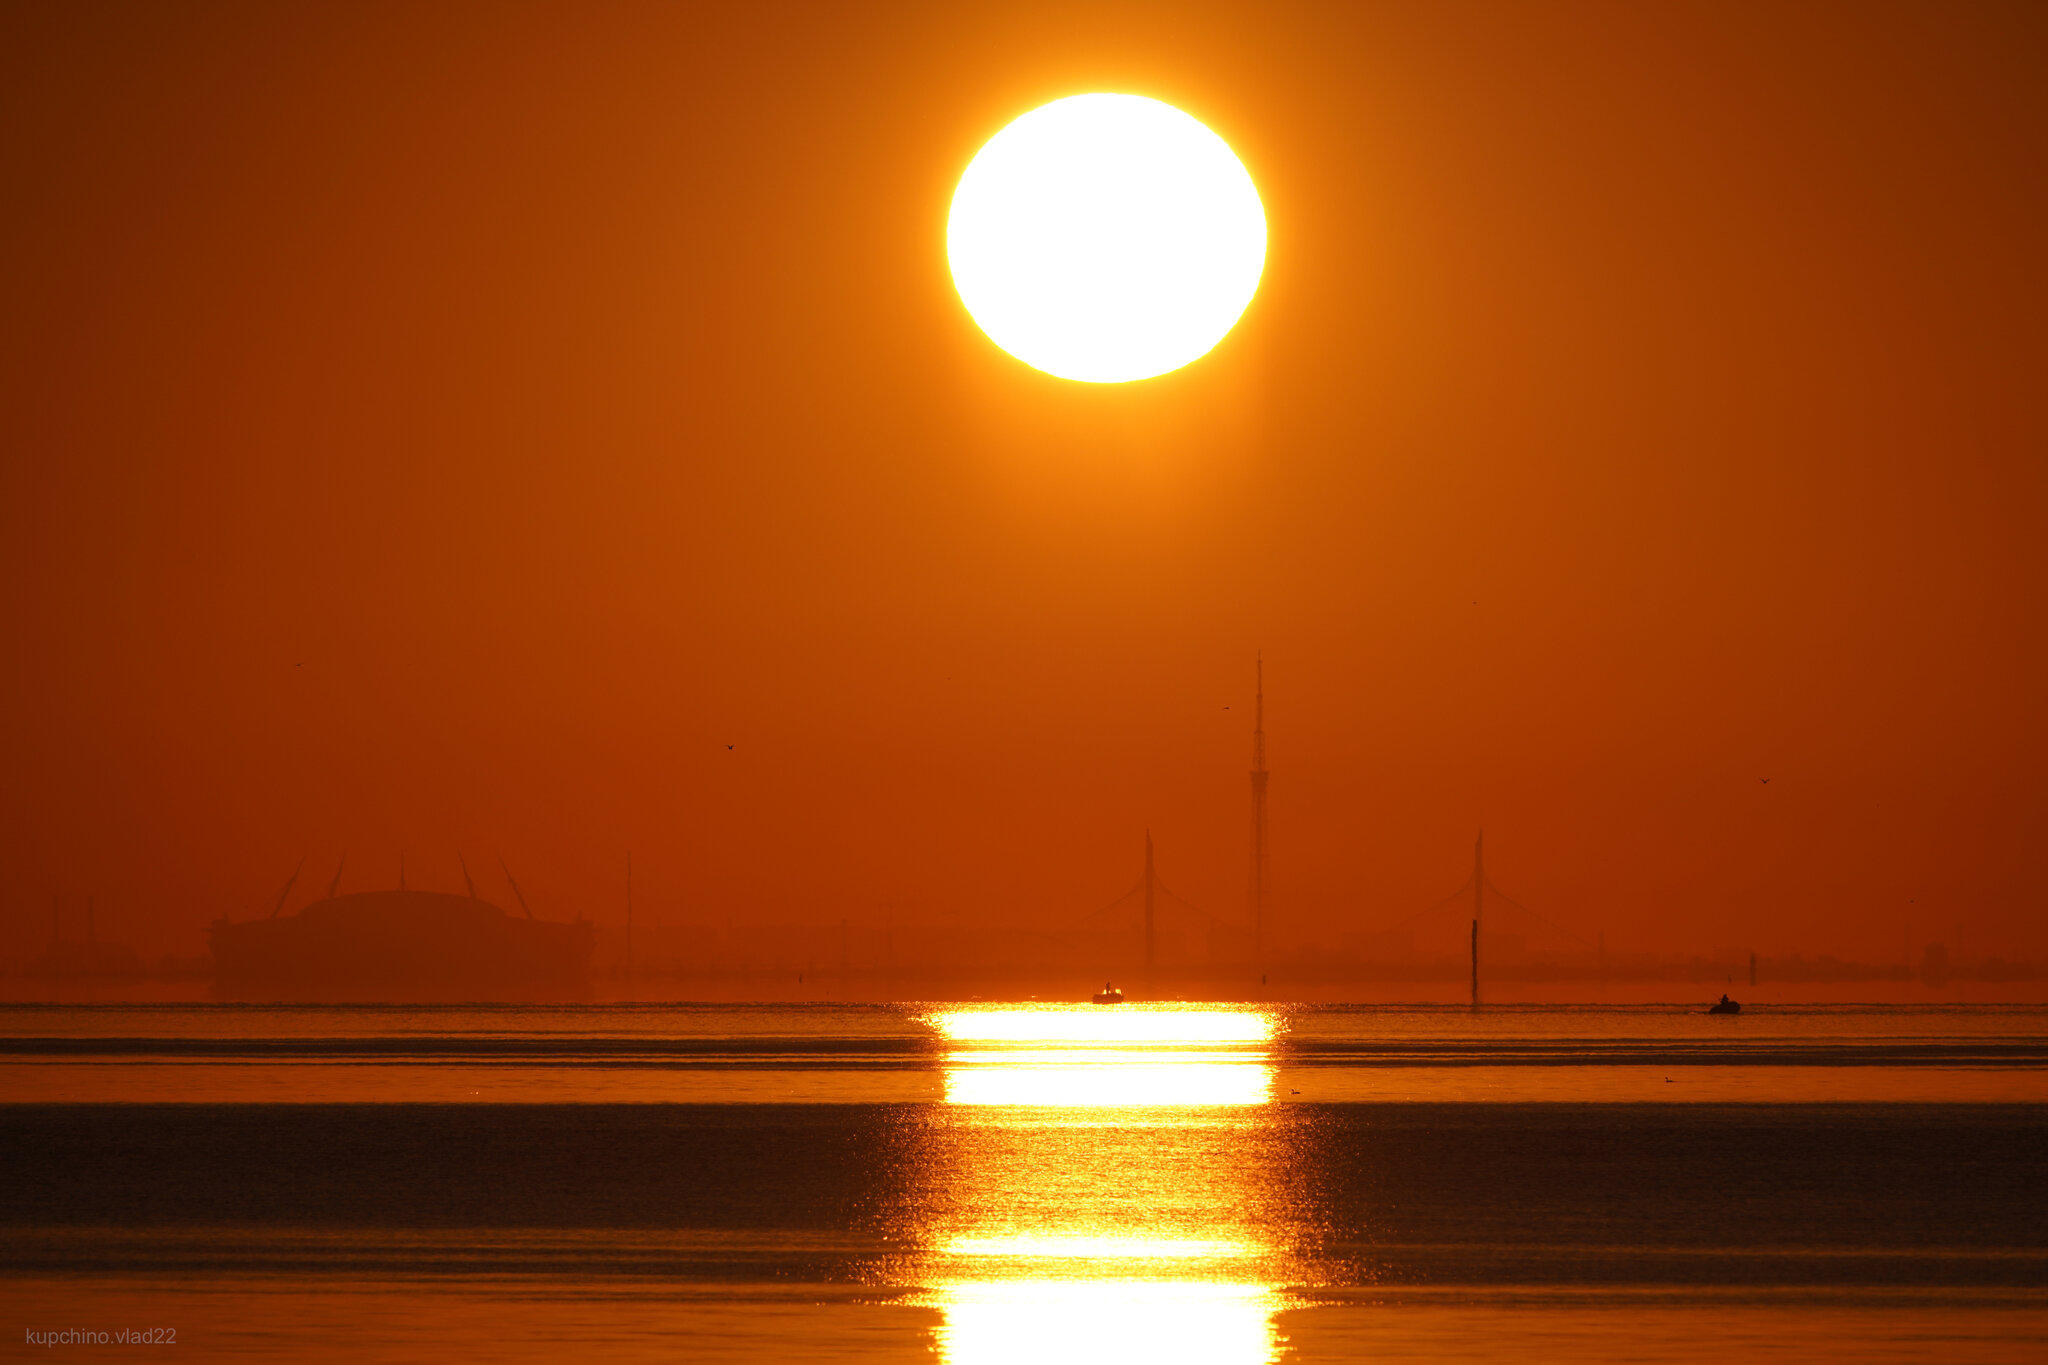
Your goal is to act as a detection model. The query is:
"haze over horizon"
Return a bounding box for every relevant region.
[4,1,2045,971]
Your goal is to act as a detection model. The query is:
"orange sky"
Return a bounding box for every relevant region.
[2,0,2044,963]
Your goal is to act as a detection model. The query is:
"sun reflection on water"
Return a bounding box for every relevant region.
[933,1006,1275,1108]
[935,1009,1275,1045]
[934,1281,1280,1365]
[944,1053,1271,1107]
[917,1005,1289,1365]
[941,1234,1255,1262]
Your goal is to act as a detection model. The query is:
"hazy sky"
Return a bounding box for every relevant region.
[3,0,2044,960]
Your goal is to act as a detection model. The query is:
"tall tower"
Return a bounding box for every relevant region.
[1249,655,1270,968]
[1471,831,1484,1009]
[1143,830,1157,982]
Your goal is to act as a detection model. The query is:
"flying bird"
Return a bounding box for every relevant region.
[726,744,735,750]
[1760,778,1771,784]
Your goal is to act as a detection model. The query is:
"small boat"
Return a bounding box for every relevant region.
[1708,994,1741,1015]
[1091,982,1124,1005]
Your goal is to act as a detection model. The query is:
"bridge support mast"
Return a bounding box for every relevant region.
[1471,831,1483,1009]
[1250,655,1269,974]
[1144,830,1156,984]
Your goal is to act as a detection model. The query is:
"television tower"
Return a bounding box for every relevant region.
[1143,830,1157,983]
[1250,654,1270,967]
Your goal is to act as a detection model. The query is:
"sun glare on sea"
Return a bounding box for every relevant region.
[935,1281,1279,1365]
[935,1009,1273,1046]
[948,94,1267,383]
[931,1007,1275,1107]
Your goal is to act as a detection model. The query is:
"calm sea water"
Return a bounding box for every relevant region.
[6,1003,2046,1361]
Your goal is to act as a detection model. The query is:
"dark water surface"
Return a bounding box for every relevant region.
[6,1004,2045,1361]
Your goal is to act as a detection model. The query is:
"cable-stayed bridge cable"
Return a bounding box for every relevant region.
[1480,879,1594,948]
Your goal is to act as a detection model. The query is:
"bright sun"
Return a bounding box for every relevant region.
[948,94,1266,384]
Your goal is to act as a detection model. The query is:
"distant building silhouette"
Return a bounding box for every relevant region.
[210,885,594,1002]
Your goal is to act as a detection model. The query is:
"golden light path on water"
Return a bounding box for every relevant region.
[919,1005,1286,1365]
[942,1235,1252,1260]
[943,1052,1271,1106]
[934,1007,1275,1107]
[934,1282,1281,1365]
[935,1009,1273,1044]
